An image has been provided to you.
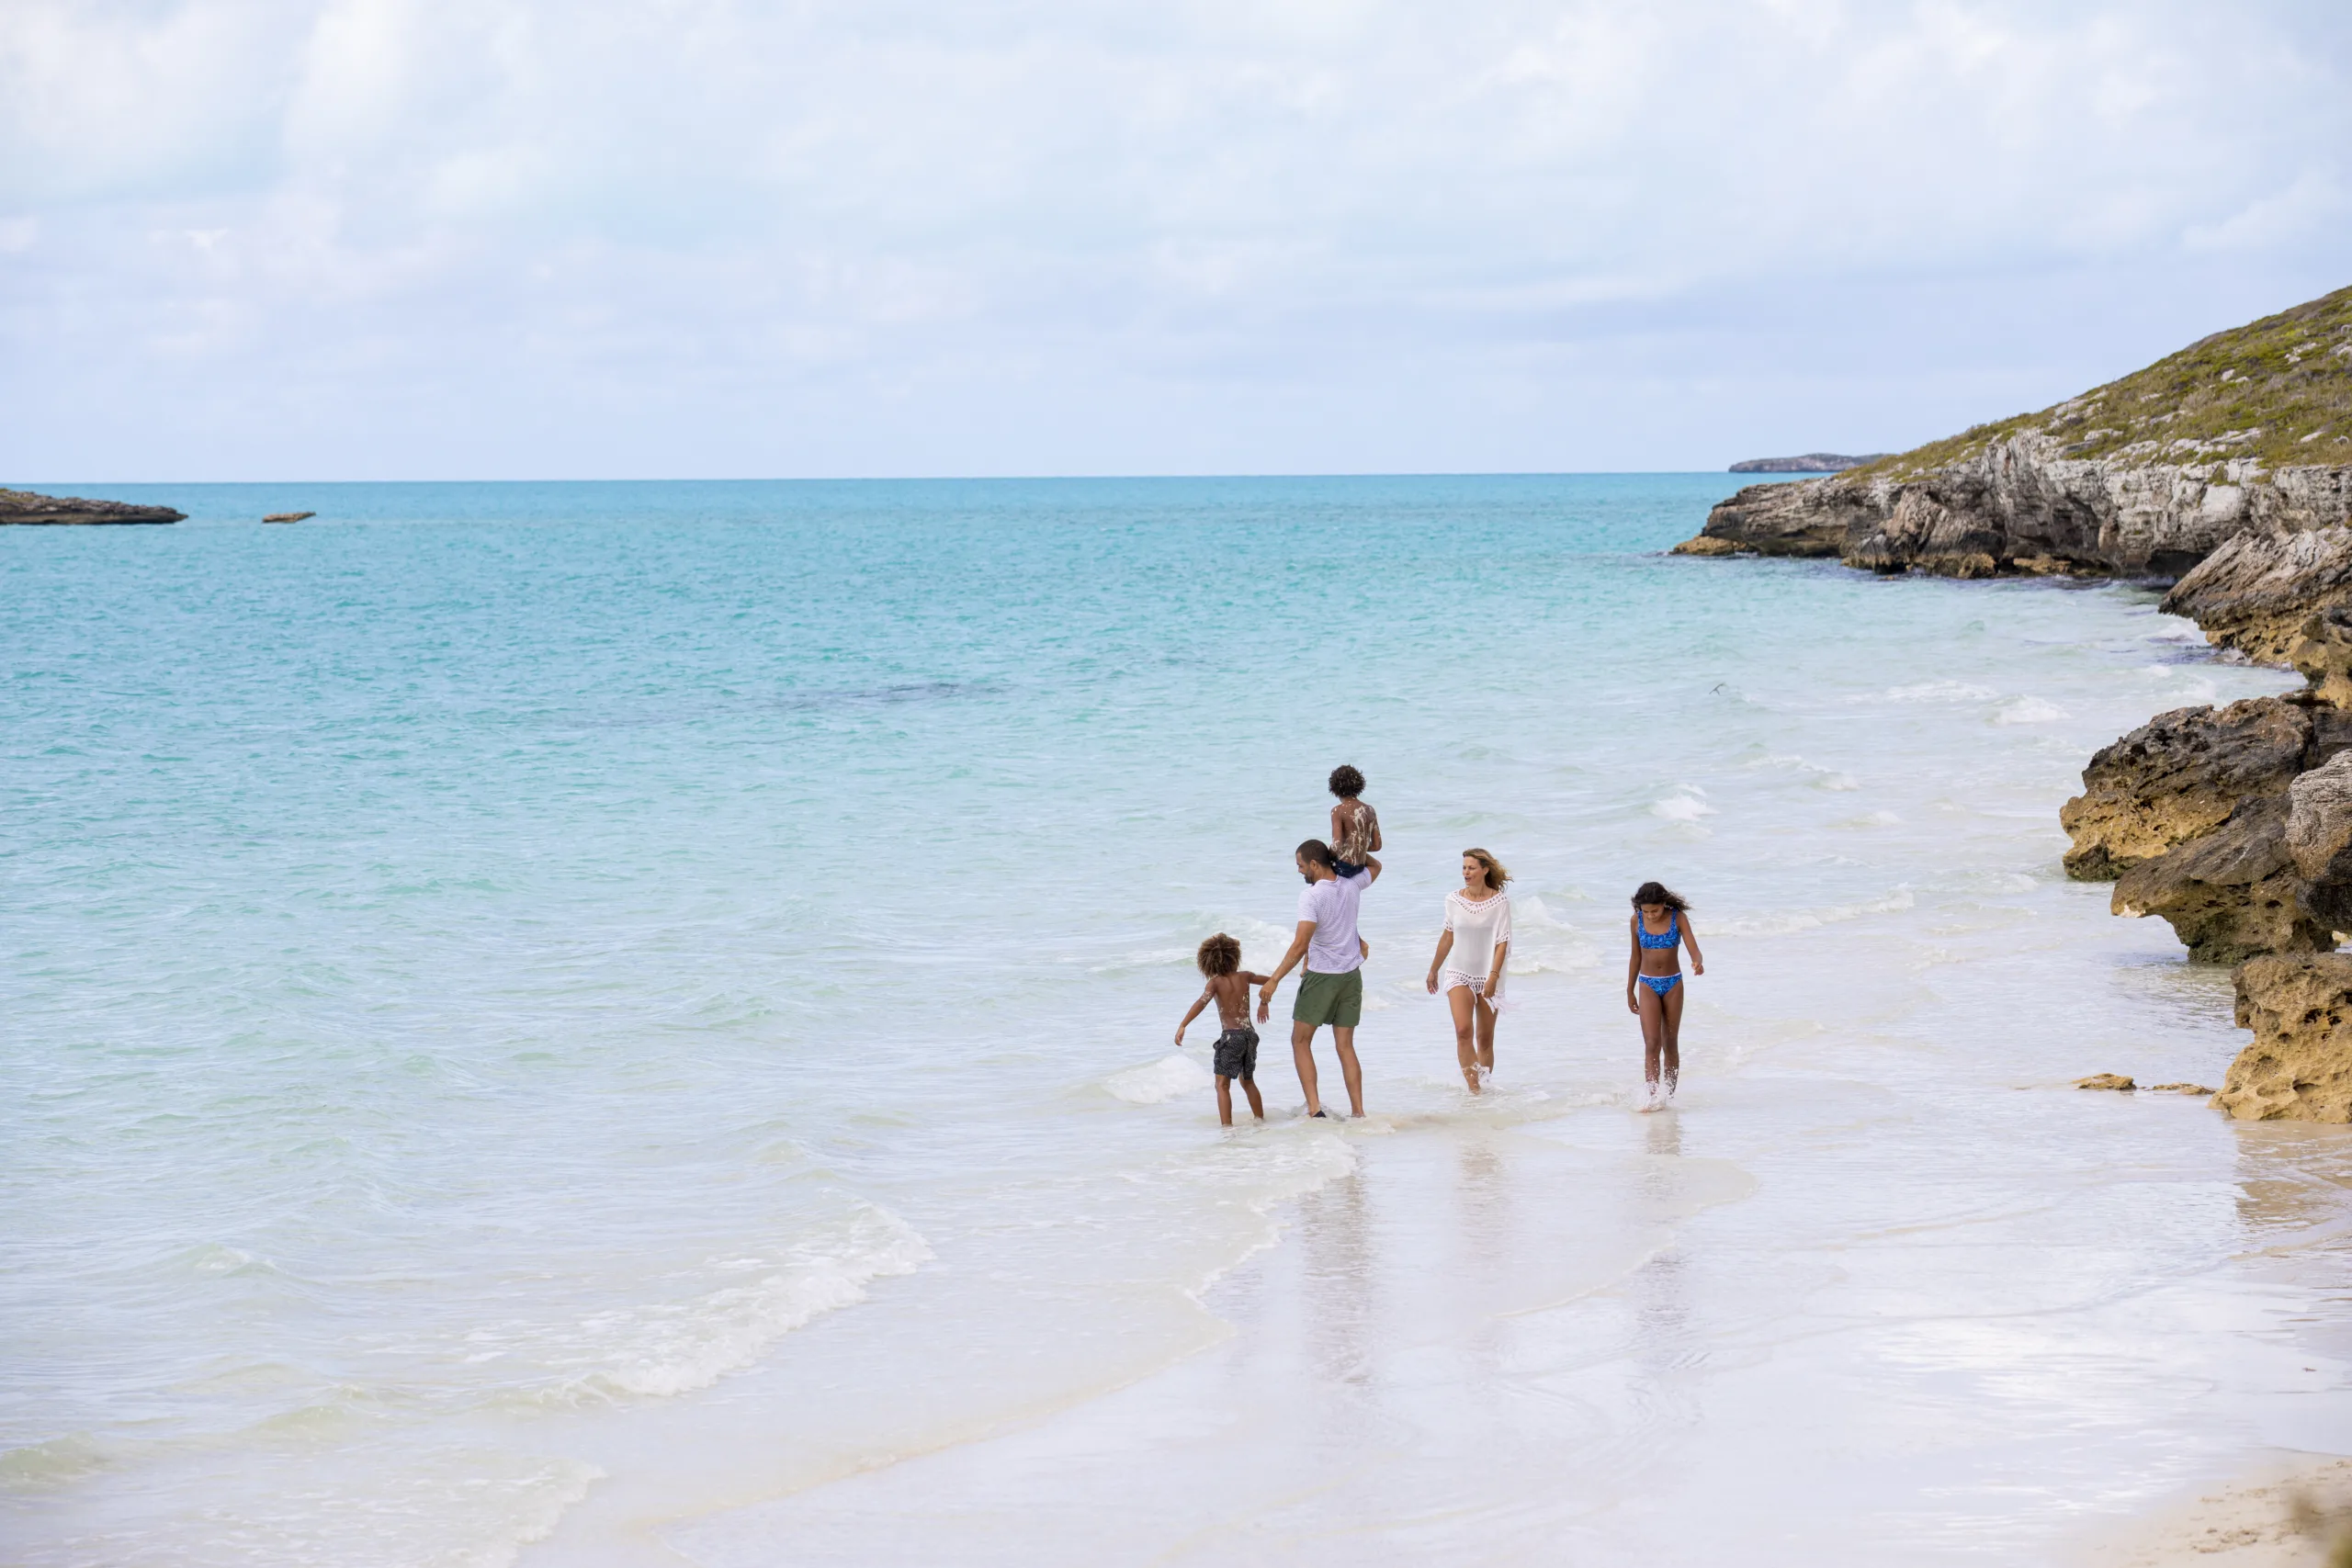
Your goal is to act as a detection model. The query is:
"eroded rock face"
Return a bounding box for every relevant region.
[2111,795,2333,963]
[2220,953,2352,1122]
[2287,751,2352,930]
[1668,477,1863,558]
[0,488,183,525]
[2060,698,2319,879]
[2289,604,2352,708]
[2162,526,2352,660]
[1675,434,2352,577]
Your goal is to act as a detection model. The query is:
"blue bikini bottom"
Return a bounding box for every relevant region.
[1637,972,1682,998]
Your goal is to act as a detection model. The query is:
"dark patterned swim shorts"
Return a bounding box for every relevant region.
[1213,1025,1260,1080]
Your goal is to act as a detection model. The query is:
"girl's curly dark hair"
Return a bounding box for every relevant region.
[1328,764,1365,799]
[1197,933,1242,976]
[1631,881,1690,911]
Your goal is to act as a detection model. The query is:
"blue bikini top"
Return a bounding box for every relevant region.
[1637,909,1679,949]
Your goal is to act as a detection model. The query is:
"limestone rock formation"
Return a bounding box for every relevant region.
[2059,697,2330,879]
[0,488,183,525]
[2219,953,2352,1121]
[2161,525,2352,660]
[2286,750,2352,929]
[2111,795,2330,963]
[2290,603,2352,708]
[1674,285,2352,573]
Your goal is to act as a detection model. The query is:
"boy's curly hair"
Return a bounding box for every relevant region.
[1197,933,1242,976]
[1328,764,1365,799]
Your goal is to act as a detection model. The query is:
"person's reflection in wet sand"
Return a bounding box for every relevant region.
[1299,1168,1376,1386]
[1633,1112,1702,1383]
[1455,1133,1510,1278]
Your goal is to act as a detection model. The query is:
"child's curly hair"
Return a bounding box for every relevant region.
[1631,881,1690,911]
[1197,933,1242,976]
[1328,764,1365,799]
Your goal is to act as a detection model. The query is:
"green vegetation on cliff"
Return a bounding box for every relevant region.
[1849,285,2352,482]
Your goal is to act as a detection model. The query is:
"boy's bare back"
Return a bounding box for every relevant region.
[1206,971,1267,1029]
[1330,797,1380,865]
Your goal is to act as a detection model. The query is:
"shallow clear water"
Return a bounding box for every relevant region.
[5,476,2349,1565]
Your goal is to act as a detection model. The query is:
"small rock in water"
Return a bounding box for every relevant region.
[262,511,315,524]
[2143,1082,2217,1095]
[2075,1073,2137,1090]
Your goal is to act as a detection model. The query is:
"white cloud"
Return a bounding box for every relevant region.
[0,0,2346,479]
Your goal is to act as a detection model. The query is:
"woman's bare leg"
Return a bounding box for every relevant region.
[1661,981,1684,1097]
[1638,984,1666,1100]
[1474,994,1498,1079]
[1448,985,1480,1092]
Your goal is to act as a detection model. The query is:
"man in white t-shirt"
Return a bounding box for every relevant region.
[1259,839,1379,1117]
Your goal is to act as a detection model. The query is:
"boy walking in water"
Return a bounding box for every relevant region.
[1176,933,1272,1125]
[1328,765,1381,878]
[1261,840,1379,1117]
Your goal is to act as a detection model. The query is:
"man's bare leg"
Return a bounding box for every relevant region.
[1291,1021,1324,1116]
[1331,1026,1366,1117]
[1241,1076,1264,1120]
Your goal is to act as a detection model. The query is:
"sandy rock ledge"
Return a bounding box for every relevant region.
[2222,953,2352,1121]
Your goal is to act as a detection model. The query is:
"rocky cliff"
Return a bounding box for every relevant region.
[1676,286,2352,576]
[1679,286,2352,1118]
[0,488,183,525]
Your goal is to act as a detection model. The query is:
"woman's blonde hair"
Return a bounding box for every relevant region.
[1463,848,1510,891]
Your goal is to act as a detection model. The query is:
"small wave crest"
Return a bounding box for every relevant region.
[1855,681,1996,704]
[1650,789,1716,822]
[488,1205,933,1403]
[1105,1054,1213,1104]
[1744,752,1859,791]
[1992,696,2068,725]
[1711,886,1915,936]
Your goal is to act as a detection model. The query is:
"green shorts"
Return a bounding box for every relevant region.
[1294,967,1363,1029]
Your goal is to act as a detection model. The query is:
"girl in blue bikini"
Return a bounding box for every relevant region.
[1626,881,1704,1109]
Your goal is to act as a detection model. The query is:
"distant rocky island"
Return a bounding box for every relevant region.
[1,487,182,525]
[1678,284,2352,1122]
[1727,453,1888,473]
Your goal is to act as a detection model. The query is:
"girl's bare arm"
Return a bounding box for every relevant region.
[1626,917,1641,1012]
[1682,916,1704,975]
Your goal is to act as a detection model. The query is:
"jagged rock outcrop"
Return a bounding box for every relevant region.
[2063,696,2352,956]
[1675,285,2352,574]
[2111,795,2329,963]
[2058,696,2352,879]
[2287,751,2352,930]
[2220,953,2352,1122]
[2289,604,2352,708]
[1675,438,2352,577]
[0,488,183,525]
[2160,525,2352,660]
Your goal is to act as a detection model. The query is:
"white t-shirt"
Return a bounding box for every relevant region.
[1442,889,1512,993]
[1297,868,1371,974]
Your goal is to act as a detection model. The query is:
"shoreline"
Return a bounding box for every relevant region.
[2075,1452,2352,1568]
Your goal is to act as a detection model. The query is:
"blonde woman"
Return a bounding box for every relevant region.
[1424,849,1512,1093]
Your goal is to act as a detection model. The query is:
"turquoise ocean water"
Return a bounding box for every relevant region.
[6,476,2350,1565]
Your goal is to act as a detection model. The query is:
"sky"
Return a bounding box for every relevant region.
[3,0,2348,481]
